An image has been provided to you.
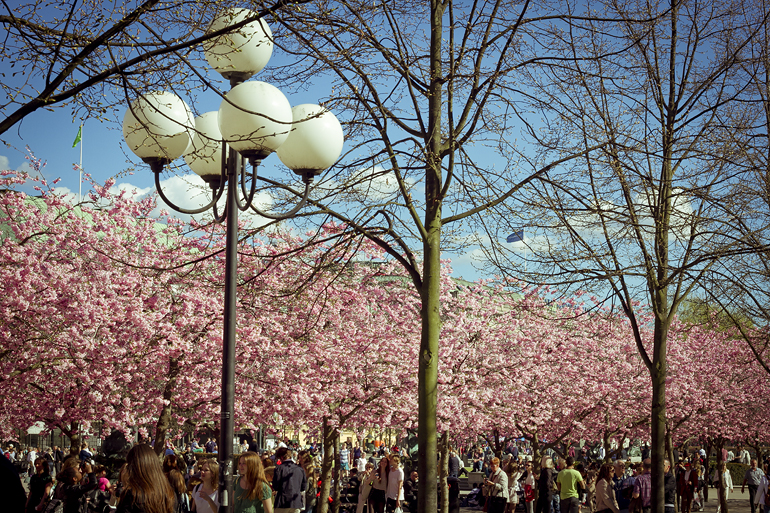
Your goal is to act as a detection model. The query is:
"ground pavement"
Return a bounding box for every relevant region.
[459,488,756,513]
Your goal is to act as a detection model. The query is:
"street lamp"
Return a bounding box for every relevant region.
[121,9,343,513]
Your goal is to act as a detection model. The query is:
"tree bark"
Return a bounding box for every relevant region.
[439,431,450,513]
[333,433,341,513]
[318,416,336,513]
[650,317,670,513]
[153,356,180,456]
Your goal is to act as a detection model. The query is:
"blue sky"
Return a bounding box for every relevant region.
[0,70,527,283]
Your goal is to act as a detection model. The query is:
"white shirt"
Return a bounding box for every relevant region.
[192,484,219,513]
[356,457,367,472]
[741,450,751,465]
[26,450,37,462]
[386,467,405,500]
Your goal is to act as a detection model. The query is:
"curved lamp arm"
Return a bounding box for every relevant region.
[154,168,226,215]
[236,154,259,212]
[248,176,313,220]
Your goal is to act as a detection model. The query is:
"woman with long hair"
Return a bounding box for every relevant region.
[163,455,182,475]
[25,457,53,513]
[299,453,316,513]
[167,468,190,513]
[594,463,619,513]
[191,458,219,513]
[368,456,389,513]
[235,451,273,513]
[505,461,522,513]
[117,444,176,513]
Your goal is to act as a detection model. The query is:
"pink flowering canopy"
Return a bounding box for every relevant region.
[0,169,766,447]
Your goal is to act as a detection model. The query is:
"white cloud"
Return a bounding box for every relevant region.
[104,174,276,228]
[51,187,78,203]
[0,155,9,170]
[16,161,41,178]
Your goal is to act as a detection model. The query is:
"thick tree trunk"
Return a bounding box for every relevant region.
[650,318,669,513]
[154,357,180,456]
[318,417,337,513]
[439,431,450,513]
[703,439,713,503]
[333,434,341,513]
[716,438,728,513]
[418,204,441,513]
[63,422,81,455]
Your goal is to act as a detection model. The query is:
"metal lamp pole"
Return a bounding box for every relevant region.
[121,9,344,513]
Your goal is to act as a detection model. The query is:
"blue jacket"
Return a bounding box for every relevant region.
[273,460,307,509]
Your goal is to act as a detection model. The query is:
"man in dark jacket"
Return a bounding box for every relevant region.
[664,459,677,513]
[273,447,307,513]
[404,471,419,512]
[449,452,462,478]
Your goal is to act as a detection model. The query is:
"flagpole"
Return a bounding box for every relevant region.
[78,124,83,203]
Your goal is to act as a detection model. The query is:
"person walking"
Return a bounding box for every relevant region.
[370,457,389,513]
[632,460,652,513]
[484,457,509,513]
[25,457,53,513]
[385,455,404,513]
[116,444,176,513]
[191,458,219,513]
[664,460,677,513]
[557,457,585,513]
[535,457,556,513]
[743,459,766,513]
[594,463,619,513]
[678,462,698,513]
[235,452,273,513]
[505,460,522,513]
[714,462,733,513]
[272,448,306,513]
[358,463,376,513]
[448,452,462,478]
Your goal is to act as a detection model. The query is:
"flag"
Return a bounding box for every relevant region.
[506,229,524,243]
[72,126,82,148]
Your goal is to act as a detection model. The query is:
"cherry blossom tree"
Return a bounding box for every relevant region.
[0,170,224,451]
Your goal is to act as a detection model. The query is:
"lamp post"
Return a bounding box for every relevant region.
[121,9,344,513]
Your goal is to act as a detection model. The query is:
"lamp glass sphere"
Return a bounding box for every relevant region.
[218,81,292,159]
[184,111,224,177]
[277,104,345,174]
[122,92,194,162]
[204,8,273,81]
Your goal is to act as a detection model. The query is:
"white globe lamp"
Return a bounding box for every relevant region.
[204,9,273,82]
[277,104,344,179]
[184,111,224,182]
[218,81,292,160]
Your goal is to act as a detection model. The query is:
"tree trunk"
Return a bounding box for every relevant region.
[650,318,670,513]
[64,422,81,455]
[333,433,341,513]
[704,439,713,504]
[439,431,450,513]
[418,196,441,513]
[716,438,728,513]
[318,417,337,513]
[154,356,180,456]
[417,0,446,509]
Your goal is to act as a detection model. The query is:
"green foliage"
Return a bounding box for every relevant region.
[678,299,754,335]
[726,462,749,484]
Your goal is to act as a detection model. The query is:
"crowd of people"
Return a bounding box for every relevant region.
[2,438,769,513]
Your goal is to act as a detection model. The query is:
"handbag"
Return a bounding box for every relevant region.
[43,498,63,513]
[629,496,643,513]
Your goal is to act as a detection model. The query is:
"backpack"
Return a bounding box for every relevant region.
[43,486,64,513]
[175,492,191,513]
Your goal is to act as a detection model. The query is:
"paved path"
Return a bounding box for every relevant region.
[459,488,755,513]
